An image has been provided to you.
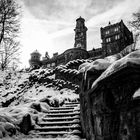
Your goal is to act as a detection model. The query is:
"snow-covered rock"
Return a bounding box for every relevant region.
[92,50,140,89]
[0,66,80,138]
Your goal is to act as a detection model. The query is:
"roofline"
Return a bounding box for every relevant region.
[101,20,123,29]
[63,47,89,54]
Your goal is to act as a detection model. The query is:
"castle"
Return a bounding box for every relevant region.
[29,17,133,69]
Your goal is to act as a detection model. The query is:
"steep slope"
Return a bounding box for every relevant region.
[0,68,81,139]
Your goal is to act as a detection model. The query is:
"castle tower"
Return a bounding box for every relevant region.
[101,20,133,57]
[74,16,88,50]
[29,50,41,68]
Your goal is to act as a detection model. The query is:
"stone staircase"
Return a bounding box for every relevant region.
[34,101,82,138]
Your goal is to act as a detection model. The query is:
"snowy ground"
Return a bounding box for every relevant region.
[0,69,80,139]
[1,45,139,139]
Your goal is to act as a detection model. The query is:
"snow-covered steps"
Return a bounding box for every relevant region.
[35,125,80,132]
[63,104,79,108]
[34,130,81,136]
[45,112,80,117]
[47,109,80,114]
[34,101,81,138]
[42,115,80,122]
[50,107,75,110]
[64,102,80,105]
[63,103,80,107]
[38,120,80,126]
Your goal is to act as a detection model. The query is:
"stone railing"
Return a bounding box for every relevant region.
[55,66,81,85]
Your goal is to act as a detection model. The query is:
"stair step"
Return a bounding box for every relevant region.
[45,112,80,117]
[50,107,75,110]
[65,102,80,105]
[43,115,80,122]
[35,125,81,131]
[34,130,81,136]
[38,120,80,126]
[63,105,79,108]
[31,100,82,138]
[48,109,80,114]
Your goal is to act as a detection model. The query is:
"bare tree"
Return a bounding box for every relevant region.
[129,10,140,48]
[129,11,140,31]
[0,39,20,70]
[0,0,21,70]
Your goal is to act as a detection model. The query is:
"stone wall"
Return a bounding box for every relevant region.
[79,50,140,140]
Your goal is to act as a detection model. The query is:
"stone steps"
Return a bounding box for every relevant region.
[48,109,80,114]
[35,125,80,132]
[64,102,80,105]
[42,115,80,122]
[34,101,81,138]
[64,103,79,106]
[38,120,80,126]
[63,104,78,107]
[50,107,74,110]
[45,112,80,117]
[34,130,81,136]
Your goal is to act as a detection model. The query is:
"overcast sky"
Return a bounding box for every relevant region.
[19,0,140,67]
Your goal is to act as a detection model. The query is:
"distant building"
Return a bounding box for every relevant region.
[101,20,133,57]
[29,18,133,69]
[29,50,41,69]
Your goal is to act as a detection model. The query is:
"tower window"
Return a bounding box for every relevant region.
[106,38,111,42]
[105,30,110,35]
[114,27,119,32]
[115,35,120,40]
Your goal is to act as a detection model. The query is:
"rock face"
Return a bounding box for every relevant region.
[80,50,140,140]
[19,113,34,134]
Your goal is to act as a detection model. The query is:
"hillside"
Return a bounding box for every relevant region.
[0,68,80,139]
[0,44,140,139]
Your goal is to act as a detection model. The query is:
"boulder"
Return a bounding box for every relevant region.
[4,122,16,136]
[0,131,3,138]
[19,113,34,135]
[0,125,6,137]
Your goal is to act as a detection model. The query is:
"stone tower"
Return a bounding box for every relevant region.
[101,20,133,57]
[29,50,41,68]
[74,16,88,50]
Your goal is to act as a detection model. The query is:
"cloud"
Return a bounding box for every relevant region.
[21,0,140,40]
[87,0,140,28]
[21,0,122,23]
